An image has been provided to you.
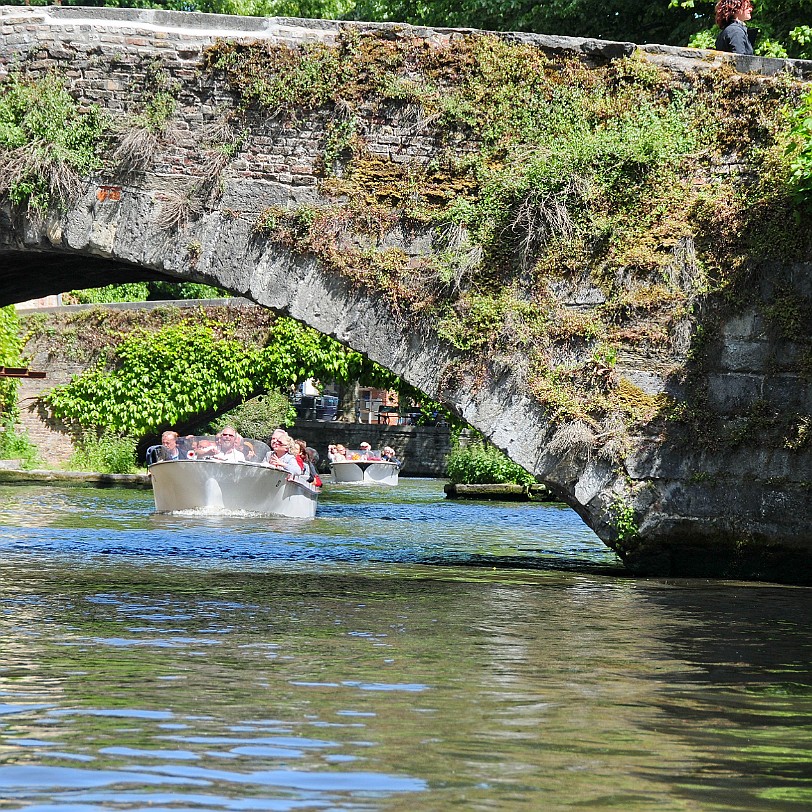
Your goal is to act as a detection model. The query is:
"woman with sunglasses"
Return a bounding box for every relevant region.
[263,429,304,476]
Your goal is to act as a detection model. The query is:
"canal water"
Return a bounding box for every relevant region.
[0,478,809,811]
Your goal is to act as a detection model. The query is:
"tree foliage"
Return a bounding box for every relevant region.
[67,281,229,304]
[6,0,810,55]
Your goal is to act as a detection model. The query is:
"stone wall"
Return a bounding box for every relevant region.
[291,418,452,477]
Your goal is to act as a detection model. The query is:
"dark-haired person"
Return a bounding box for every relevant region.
[715,0,756,55]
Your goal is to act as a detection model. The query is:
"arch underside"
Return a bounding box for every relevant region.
[0,250,172,305]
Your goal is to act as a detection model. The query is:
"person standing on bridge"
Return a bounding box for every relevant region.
[715,0,757,55]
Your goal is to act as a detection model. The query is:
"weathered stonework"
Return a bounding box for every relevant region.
[1,6,811,582]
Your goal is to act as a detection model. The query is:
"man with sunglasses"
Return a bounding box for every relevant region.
[211,426,246,463]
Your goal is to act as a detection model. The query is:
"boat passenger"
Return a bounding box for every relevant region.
[241,439,258,462]
[295,439,312,475]
[146,430,182,465]
[381,446,401,467]
[263,429,303,476]
[211,426,246,463]
[194,437,218,458]
[358,441,375,460]
[306,446,322,486]
[333,444,347,462]
[296,438,320,483]
[161,431,181,461]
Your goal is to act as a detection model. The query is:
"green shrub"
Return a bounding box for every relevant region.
[0,305,21,418]
[206,392,296,439]
[787,89,812,205]
[0,419,39,467]
[69,432,137,474]
[0,71,106,213]
[446,439,535,486]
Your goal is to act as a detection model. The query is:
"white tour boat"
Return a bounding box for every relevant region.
[329,450,400,486]
[148,436,319,519]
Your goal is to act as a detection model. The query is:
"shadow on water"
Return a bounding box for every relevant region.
[629,585,812,810]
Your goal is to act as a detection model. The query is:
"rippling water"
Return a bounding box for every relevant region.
[0,479,809,811]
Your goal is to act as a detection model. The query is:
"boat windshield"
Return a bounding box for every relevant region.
[152,435,271,463]
[344,449,383,460]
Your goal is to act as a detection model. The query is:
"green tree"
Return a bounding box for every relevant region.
[42,315,417,438]
[67,281,229,304]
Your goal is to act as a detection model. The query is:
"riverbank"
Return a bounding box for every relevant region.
[444,483,558,502]
[0,468,151,489]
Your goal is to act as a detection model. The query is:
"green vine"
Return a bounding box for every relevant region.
[40,314,412,438]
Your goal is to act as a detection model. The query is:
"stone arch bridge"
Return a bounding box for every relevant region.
[1,5,811,582]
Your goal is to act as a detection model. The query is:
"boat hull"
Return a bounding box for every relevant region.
[149,459,319,519]
[329,460,399,486]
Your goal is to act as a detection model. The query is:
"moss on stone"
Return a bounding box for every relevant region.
[207,30,811,445]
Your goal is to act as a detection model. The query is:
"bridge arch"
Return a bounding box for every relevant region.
[2,5,811,582]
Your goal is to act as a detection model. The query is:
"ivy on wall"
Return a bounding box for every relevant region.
[0,72,106,213]
[40,313,404,438]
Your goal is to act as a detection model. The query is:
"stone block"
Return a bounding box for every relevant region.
[706,373,763,412]
[718,338,771,372]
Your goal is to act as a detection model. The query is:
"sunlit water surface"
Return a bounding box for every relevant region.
[0,478,809,811]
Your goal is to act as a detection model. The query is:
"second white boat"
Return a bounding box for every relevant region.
[329,458,400,486]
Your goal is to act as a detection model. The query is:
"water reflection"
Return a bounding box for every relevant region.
[0,480,809,809]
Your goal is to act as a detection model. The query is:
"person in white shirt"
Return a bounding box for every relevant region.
[211,426,246,463]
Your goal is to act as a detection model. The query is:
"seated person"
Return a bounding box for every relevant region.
[358,441,376,460]
[241,439,258,462]
[332,444,347,462]
[210,426,246,462]
[193,436,218,458]
[305,446,322,486]
[161,431,182,461]
[381,446,401,467]
[263,429,303,476]
[146,430,182,465]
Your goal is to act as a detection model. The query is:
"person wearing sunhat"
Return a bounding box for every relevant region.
[358,441,374,460]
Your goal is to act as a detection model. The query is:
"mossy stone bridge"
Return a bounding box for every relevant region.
[1,5,811,582]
